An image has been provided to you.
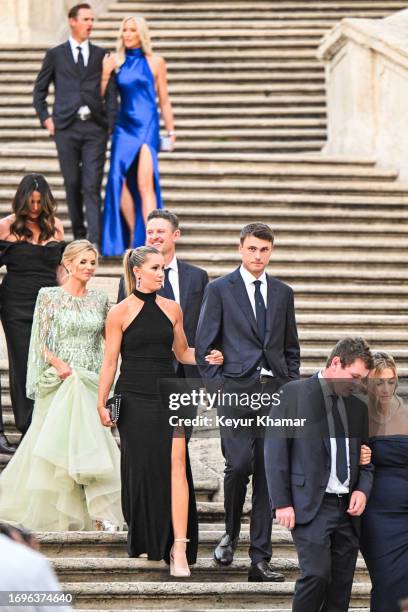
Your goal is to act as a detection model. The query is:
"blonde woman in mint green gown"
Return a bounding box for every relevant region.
[0,240,123,531]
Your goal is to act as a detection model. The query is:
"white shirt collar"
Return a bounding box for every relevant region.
[240,264,267,287]
[318,370,337,402]
[166,254,178,272]
[69,36,89,52]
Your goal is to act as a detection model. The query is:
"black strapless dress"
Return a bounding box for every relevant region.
[360,436,408,611]
[0,240,65,434]
[115,288,198,563]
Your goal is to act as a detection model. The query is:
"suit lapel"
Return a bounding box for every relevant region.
[229,269,261,342]
[177,260,191,310]
[308,375,331,456]
[82,42,96,81]
[63,41,80,77]
[264,275,278,347]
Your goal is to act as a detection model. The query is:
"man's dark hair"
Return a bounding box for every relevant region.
[240,222,274,245]
[68,3,91,19]
[147,209,179,231]
[326,337,373,370]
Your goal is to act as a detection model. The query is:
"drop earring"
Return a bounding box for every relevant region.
[136,277,141,289]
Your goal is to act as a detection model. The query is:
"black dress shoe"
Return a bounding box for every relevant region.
[248,560,285,582]
[0,433,17,455]
[213,533,238,566]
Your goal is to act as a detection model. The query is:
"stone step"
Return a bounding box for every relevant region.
[56,581,371,608]
[106,0,406,9]
[48,556,369,583]
[91,28,325,40]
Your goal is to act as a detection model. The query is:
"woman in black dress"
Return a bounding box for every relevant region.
[97,246,223,577]
[0,174,64,449]
[360,352,408,612]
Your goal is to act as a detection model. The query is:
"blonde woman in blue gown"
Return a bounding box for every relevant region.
[0,240,123,531]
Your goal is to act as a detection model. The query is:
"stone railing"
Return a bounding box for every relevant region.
[318,9,408,179]
[0,0,110,45]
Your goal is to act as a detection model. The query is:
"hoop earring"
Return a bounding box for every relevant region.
[136,277,141,289]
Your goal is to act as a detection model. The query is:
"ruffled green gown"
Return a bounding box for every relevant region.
[0,287,123,531]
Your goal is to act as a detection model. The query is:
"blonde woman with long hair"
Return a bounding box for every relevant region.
[360,352,408,612]
[101,16,175,256]
[0,240,123,532]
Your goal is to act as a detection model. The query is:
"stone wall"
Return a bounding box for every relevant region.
[318,9,408,179]
[0,0,110,45]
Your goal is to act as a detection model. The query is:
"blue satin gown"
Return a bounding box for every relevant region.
[102,48,163,256]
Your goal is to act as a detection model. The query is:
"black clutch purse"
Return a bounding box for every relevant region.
[105,394,122,423]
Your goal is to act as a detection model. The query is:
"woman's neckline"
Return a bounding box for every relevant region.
[60,286,89,300]
[133,288,157,303]
[0,238,61,246]
[126,47,144,57]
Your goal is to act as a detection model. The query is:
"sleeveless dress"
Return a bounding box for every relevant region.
[0,239,65,434]
[115,288,198,563]
[0,287,123,531]
[102,47,163,256]
[360,436,408,611]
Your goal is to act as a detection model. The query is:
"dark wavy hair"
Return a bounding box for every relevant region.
[9,174,57,242]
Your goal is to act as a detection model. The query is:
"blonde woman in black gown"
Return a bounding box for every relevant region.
[0,174,64,450]
[97,246,223,577]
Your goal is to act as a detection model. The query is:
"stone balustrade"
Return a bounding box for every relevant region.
[0,0,110,44]
[318,9,408,180]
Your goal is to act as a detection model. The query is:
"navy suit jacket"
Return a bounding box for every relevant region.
[264,374,374,533]
[33,41,117,130]
[117,259,209,377]
[195,267,300,383]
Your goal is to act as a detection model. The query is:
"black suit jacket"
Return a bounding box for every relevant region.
[264,374,374,533]
[33,41,117,130]
[117,260,209,378]
[195,267,300,383]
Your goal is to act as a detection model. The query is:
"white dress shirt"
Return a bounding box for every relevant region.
[318,371,350,494]
[239,265,273,377]
[68,36,91,115]
[166,255,180,304]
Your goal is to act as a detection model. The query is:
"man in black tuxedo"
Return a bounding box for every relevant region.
[117,209,208,377]
[195,222,300,581]
[33,3,117,246]
[265,337,374,611]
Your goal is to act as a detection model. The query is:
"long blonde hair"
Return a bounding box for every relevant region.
[368,351,399,411]
[123,246,159,296]
[116,15,152,67]
[62,239,98,269]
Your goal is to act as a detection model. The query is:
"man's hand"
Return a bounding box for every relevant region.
[43,117,55,136]
[347,490,367,516]
[275,506,296,530]
[359,444,372,465]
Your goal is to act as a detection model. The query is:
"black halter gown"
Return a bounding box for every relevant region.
[115,288,198,563]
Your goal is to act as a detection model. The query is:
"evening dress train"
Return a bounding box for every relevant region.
[115,288,198,562]
[0,239,65,434]
[102,47,163,256]
[360,435,408,611]
[0,287,123,531]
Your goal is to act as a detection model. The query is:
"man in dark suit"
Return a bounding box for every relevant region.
[265,337,374,611]
[195,222,300,581]
[33,3,117,246]
[117,209,208,377]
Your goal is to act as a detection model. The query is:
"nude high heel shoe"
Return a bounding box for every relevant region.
[170,538,191,577]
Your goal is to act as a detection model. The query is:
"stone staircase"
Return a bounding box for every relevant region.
[1,0,407,609]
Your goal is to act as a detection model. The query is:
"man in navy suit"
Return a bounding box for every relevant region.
[195,222,300,581]
[265,337,374,611]
[33,3,117,245]
[117,209,208,378]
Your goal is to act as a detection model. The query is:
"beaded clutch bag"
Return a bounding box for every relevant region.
[105,394,122,423]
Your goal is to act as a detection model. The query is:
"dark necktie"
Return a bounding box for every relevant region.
[164,268,176,301]
[253,280,266,342]
[331,394,348,484]
[77,46,85,72]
